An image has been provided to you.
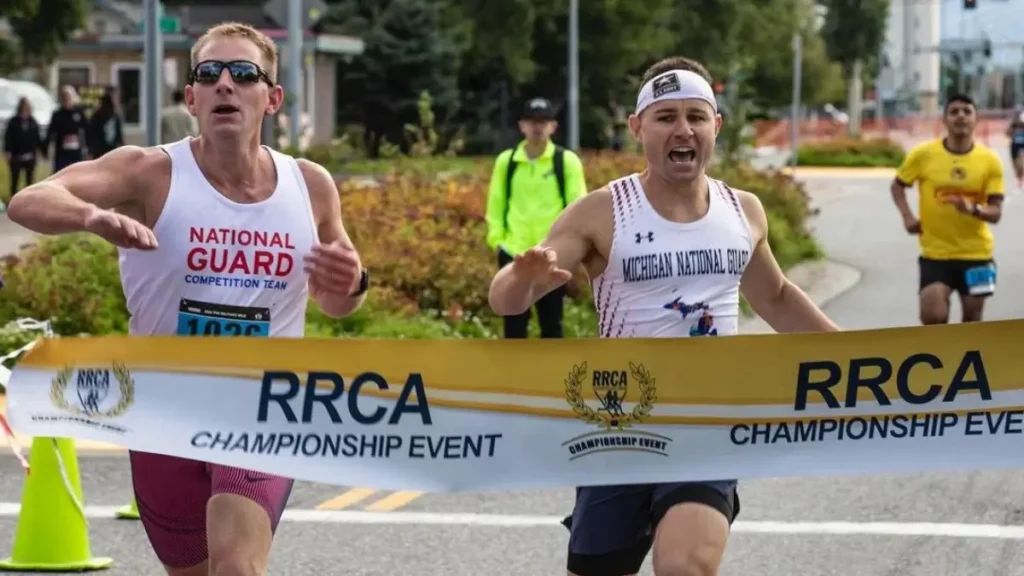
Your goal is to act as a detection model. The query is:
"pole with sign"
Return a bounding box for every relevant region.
[144,0,164,146]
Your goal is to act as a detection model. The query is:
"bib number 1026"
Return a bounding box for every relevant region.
[176,298,271,337]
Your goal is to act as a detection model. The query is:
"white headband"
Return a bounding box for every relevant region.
[635,69,717,115]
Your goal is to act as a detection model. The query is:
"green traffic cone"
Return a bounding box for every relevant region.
[0,437,113,571]
[115,498,139,520]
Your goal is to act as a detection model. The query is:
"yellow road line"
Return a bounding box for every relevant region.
[365,490,424,512]
[316,487,377,510]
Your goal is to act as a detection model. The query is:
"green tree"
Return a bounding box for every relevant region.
[819,0,890,135]
[328,0,466,157]
[662,0,846,159]
[525,0,678,149]
[444,0,541,152]
[448,0,538,86]
[743,0,846,110]
[1,0,89,70]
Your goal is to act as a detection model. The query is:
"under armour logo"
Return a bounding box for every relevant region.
[635,231,655,243]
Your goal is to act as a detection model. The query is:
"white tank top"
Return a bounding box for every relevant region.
[591,174,753,338]
[117,138,317,339]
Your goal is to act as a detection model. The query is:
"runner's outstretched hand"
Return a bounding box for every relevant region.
[84,208,158,250]
[511,246,573,287]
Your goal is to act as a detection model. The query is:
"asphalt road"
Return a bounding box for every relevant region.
[4,152,1024,574]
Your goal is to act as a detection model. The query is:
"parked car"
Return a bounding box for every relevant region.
[0,79,57,138]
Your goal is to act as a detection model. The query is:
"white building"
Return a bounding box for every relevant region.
[879,0,942,114]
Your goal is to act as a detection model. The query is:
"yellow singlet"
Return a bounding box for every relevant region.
[895,138,1005,261]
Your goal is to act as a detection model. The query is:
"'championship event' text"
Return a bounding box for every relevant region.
[190,370,505,461]
[730,350,1018,445]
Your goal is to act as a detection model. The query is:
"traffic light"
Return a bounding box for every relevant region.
[964,0,977,9]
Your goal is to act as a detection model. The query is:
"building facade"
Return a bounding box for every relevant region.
[879,0,942,114]
[45,0,363,147]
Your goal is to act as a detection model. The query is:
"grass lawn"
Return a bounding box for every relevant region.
[0,161,53,206]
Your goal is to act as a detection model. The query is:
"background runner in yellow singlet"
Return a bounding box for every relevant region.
[891,93,1004,325]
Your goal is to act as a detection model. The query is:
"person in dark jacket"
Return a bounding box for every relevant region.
[3,97,46,200]
[86,88,124,159]
[45,85,88,172]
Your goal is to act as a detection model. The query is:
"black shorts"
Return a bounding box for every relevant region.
[919,257,996,297]
[1011,143,1024,159]
[562,481,739,576]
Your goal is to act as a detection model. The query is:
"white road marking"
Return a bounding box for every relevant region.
[0,502,1023,539]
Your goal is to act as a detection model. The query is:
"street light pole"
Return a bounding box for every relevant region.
[790,32,803,167]
[287,0,303,150]
[144,0,164,146]
[567,0,579,150]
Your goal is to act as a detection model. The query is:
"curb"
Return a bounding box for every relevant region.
[739,258,862,335]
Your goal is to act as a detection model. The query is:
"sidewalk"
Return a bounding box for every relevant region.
[0,215,39,257]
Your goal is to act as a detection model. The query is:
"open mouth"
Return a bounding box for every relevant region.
[668,147,697,163]
[212,104,240,116]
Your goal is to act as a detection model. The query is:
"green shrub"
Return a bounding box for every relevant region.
[0,322,47,392]
[0,234,128,336]
[305,284,598,339]
[0,321,42,364]
[794,137,906,168]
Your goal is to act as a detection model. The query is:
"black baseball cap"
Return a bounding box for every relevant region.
[522,97,555,120]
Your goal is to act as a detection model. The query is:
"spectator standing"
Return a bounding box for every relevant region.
[161,89,199,143]
[1006,108,1024,191]
[86,88,125,159]
[3,97,45,203]
[45,85,88,171]
[485,97,588,339]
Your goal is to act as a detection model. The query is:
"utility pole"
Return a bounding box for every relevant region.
[876,42,885,125]
[144,0,164,146]
[790,32,803,167]
[902,0,913,114]
[567,0,579,150]
[287,0,303,150]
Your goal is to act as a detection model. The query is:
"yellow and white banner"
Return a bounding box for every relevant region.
[5,319,1024,491]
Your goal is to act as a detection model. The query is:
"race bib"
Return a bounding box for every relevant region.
[964,263,997,296]
[175,298,270,337]
[1013,132,1024,144]
[61,135,80,150]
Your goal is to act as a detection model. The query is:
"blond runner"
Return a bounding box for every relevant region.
[7,22,368,576]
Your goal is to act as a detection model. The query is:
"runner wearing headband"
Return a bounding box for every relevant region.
[488,56,838,576]
[7,22,368,576]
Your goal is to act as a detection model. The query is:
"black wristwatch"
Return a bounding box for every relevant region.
[349,268,369,297]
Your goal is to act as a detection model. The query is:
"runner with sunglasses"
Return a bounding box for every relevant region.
[7,22,368,576]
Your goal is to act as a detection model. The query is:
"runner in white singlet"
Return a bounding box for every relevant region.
[8,22,368,576]
[488,56,839,576]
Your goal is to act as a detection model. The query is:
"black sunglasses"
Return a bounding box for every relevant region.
[189,60,275,87]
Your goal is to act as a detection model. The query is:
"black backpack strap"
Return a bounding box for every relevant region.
[553,145,566,207]
[503,145,520,230]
